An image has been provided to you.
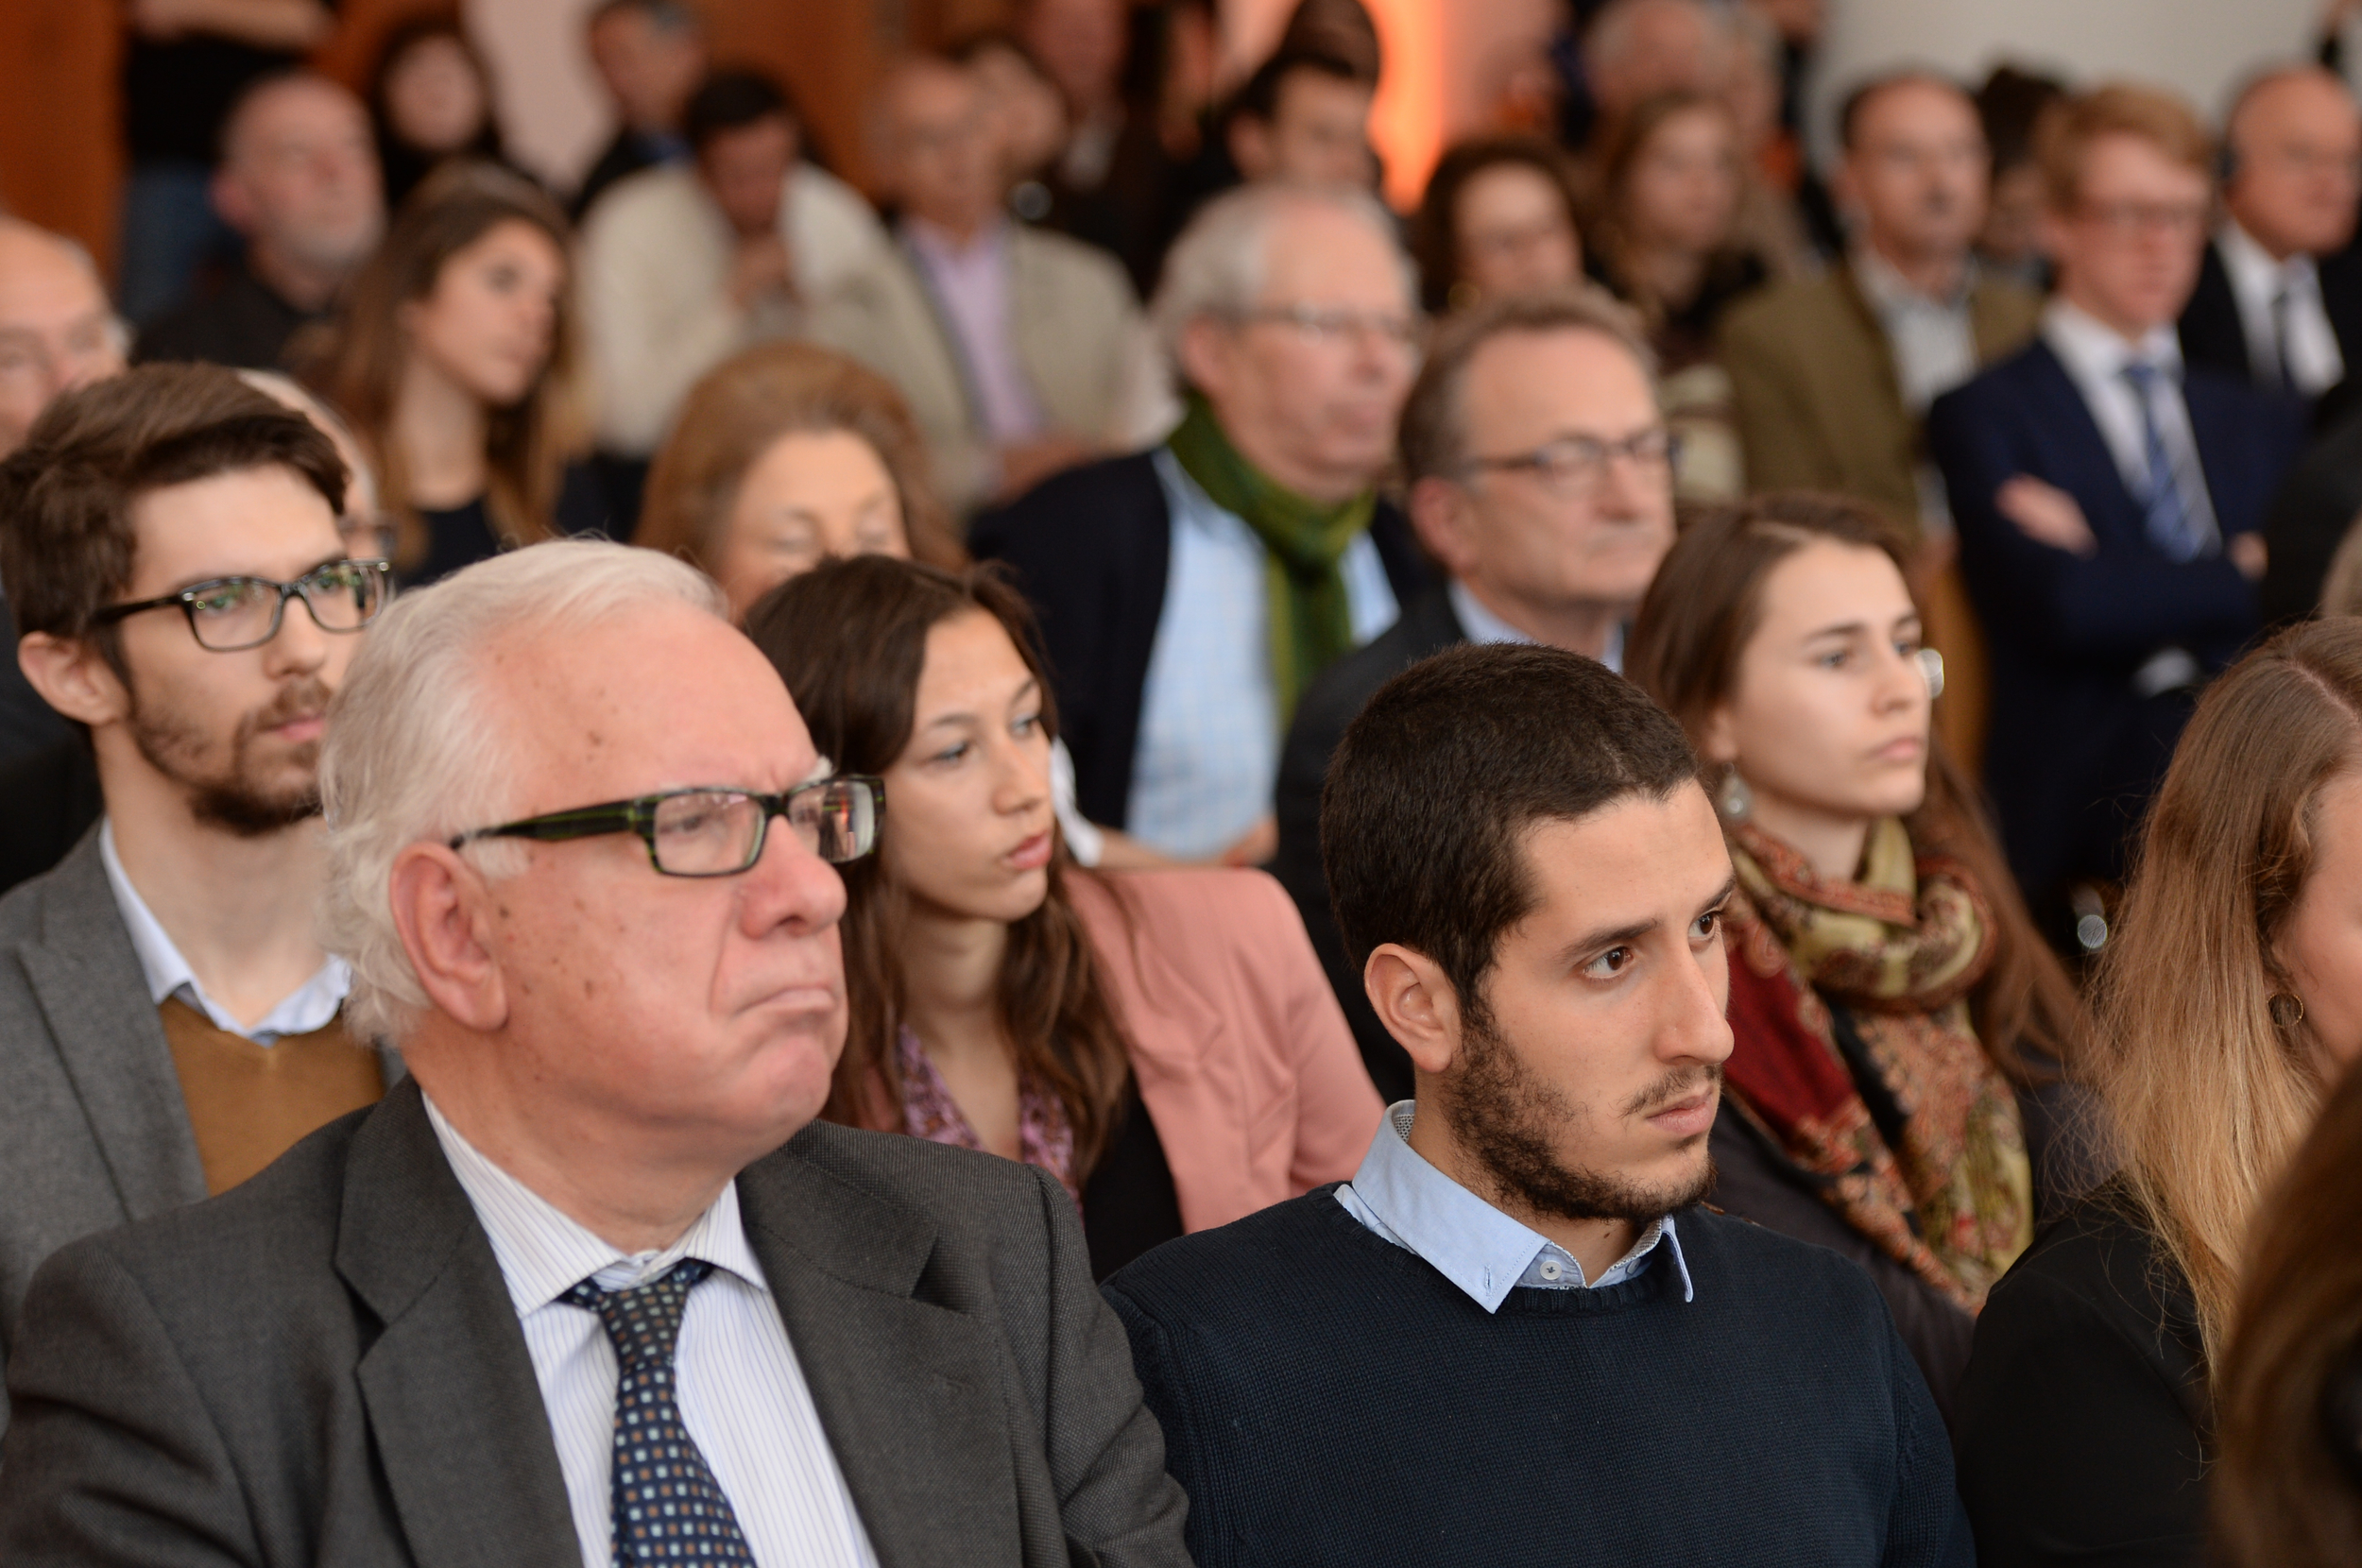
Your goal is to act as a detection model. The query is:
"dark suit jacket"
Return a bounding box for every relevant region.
[2179,236,2362,424]
[133,264,318,371]
[0,830,399,1438]
[0,1080,1191,1567]
[1269,588,1466,1102]
[1926,339,2302,901]
[2260,400,2362,624]
[0,739,100,898]
[972,451,1432,831]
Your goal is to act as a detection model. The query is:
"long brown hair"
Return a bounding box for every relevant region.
[742,554,1134,1171]
[1587,89,1743,332]
[1410,133,1585,315]
[2088,617,2362,1368]
[2214,1056,2362,1567]
[1626,492,2086,1082]
[302,159,587,573]
[634,342,963,576]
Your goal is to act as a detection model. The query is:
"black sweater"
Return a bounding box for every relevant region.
[1103,1187,1973,1567]
[1953,1190,2210,1567]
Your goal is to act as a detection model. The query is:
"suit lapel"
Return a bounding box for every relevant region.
[340,1083,580,1568]
[18,834,207,1219]
[2022,340,2149,545]
[737,1144,1024,1568]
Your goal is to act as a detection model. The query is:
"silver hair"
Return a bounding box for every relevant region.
[1583,0,1734,86]
[1148,181,1417,373]
[317,540,727,1042]
[234,368,383,518]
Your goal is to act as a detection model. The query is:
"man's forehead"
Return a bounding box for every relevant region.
[1466,329,1655,434]
[1515,788,1726,922]
[127,467,344,585]
[1261,209,1402,296]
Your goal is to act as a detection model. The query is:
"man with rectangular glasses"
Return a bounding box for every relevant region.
[0,363,391,1435]
[0,539,1190,1568]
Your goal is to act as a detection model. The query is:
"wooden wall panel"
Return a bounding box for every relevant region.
[0,0,124,272]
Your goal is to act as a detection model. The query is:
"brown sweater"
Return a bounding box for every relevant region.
[158,997,385,1195]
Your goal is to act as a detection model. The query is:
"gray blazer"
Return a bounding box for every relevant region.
[0,1079,1192,1567]
[0,829,397,1437]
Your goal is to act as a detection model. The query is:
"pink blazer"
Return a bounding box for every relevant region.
[1069,866,1384,1234]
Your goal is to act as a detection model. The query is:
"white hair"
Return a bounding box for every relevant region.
[234,368,382,518]
[317,540,727,1042]
[1148,181,1416,372]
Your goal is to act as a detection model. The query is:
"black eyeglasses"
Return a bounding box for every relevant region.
[92,559,393,652]
[1460,429,1680,498]
[449,778,885,877]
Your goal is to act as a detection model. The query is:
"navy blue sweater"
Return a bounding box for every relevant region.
[1103,1187,1973,1567]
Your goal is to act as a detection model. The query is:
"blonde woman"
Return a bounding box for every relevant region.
[1954,617,2362,1567]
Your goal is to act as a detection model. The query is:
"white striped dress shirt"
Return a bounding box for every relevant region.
[423,1096,878,1568]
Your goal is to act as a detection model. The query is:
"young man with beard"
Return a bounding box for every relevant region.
[0,364,393,1431]
[1102,643,1972,1567]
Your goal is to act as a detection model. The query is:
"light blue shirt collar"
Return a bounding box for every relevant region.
[97,819,351,1045]
[1446,578,1624,673]
[1336,1100,1693,1313]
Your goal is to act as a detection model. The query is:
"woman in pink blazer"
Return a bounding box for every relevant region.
[745,554,1382,1277]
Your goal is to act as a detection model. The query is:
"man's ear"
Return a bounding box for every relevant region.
[210,167,255,234]
[388,844,511,1035]
[1227,115,1273,183]
[1175,314,1233,407]
[1406,475,1476,578]
[18,631,129,729]
[1363,943,1463,1077]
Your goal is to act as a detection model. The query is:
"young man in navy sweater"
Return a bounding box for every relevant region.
[1102,643,1974,1567]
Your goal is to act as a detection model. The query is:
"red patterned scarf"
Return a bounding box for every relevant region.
[1722,819,2032,1311]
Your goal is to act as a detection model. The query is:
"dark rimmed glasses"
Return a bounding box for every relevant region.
[92,559,393,652]
[1460,429,1680,499]
[449,778,885,877]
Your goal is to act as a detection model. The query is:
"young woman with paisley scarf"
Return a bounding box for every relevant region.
[1628,493,2089,1421]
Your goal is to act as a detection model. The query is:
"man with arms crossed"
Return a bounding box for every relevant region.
[0,541,1189,1567]
[1104,643,1970,1566]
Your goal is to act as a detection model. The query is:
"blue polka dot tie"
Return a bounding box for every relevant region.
[565,1259,756,1566]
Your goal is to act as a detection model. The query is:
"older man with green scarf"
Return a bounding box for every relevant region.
[974,182,1430,862]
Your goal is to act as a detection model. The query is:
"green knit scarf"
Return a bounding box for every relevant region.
[1166,394,1377,725]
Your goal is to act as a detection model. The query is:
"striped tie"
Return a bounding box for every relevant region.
[2118,360,2205,563]
[566,1259,756,1566]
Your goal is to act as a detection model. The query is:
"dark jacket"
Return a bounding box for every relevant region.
[972,451,1432,831]
[1953,1189,2209,1568]
[0,1080,1192,1567]
[2259,400,2362,624]
[2178,236,2362,424]
[134,264,319,371]
[1270,588,1466,1101]
[1926,338,2302,901]
[0,740,99,898]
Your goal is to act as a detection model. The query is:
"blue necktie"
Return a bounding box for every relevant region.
[566,1259,756,1567]
[2118,360,2206,563]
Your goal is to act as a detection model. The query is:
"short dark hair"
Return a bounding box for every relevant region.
[0,363,348,644]
[1231,47,1364,128]
[1321,643,1702,1020]
[1837,68,1970,152]
[685,70,798,155]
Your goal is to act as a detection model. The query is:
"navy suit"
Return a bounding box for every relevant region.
[1927,338,2302,905]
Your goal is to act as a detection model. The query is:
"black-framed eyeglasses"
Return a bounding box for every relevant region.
[449,778,885,877]
[1460,429,1680,498]
[92,559,393,653]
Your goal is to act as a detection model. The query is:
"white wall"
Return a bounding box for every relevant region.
[1807,0,2326,167]
[467,0,613,193]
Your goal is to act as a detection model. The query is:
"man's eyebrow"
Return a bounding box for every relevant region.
[1556,875,1738,964]
[168,554,350,594]
[1698,875,1739,919]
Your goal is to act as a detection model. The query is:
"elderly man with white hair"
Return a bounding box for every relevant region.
[974,181,1431,864]
[0,539,1192,1567]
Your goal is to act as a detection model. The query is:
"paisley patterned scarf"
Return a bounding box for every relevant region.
[1722,818,2032,1311]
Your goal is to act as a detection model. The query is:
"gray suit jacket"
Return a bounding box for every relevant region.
[0,1079,1191,1567]
[0,829,397,1439]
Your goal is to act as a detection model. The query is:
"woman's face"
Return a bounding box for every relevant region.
[881,609,1056,927]
[1626,105,1743,256]
[385,35,489,155]
[712,430,909,619]
[1703,539,1932,846]
[2274,771,2362,1070]
[402,219,562,409]
[1453,162,1582,303]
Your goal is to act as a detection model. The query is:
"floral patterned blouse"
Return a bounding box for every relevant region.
[895,1026,1080,1203]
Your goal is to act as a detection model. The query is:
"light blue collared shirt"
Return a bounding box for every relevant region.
[1446,578,1624,673]
[1336,1100,1693,1313]
[98,820,351,1045]
[1126,446,1397,859]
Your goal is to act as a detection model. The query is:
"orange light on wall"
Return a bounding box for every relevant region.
[1362,0,1446,212]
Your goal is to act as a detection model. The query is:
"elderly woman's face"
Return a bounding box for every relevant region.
[711,430,909,621]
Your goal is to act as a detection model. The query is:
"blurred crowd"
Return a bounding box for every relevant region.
[3,0,2362,1564]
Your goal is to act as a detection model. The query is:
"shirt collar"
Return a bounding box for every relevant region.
[2043,296,2182,381]
[422,1092,768,1316]
[903,213,1008,268]
[2218,218,2319,298]
[1347,1100,1691,1312]
[1446,580,1624,673]
[97,819,351,1043]
[1851,244,1972,313]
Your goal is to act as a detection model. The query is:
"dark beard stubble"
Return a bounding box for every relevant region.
[128,673,331,838]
